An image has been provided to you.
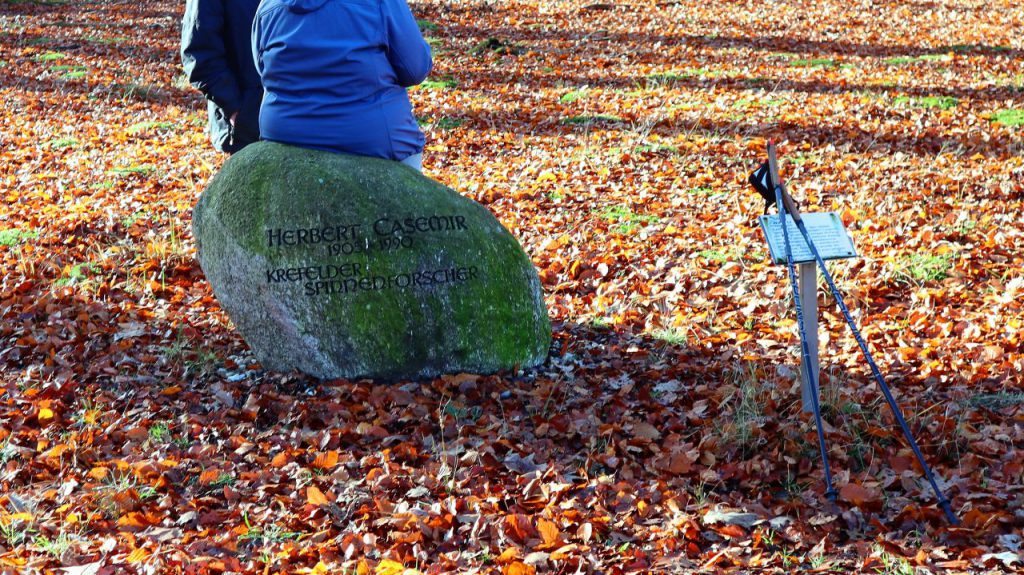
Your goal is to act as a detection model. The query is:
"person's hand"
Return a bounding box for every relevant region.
[230,111,238,126]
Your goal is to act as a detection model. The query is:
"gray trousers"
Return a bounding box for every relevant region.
[401,153,422,172]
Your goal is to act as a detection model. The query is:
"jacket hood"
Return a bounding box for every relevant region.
[282,0,329,13]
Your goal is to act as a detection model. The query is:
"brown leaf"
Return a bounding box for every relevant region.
[839,483,882,508]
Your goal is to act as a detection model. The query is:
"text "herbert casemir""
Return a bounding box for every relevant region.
[266,214,469,248]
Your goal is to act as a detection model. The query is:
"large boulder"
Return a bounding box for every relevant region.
[192,142,550,380]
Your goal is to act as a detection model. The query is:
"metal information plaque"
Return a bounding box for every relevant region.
[759,212,856,264]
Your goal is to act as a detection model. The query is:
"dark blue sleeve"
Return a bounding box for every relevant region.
[382,0,433,87]
[181,0,242,114]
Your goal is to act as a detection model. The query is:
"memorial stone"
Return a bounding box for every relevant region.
[192,142,550,380]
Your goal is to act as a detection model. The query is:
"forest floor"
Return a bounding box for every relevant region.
[1,0,1023,573]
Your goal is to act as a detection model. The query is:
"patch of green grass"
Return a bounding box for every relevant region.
[46,136,82,148]
[35,51,65,62]
[917,96,958,109]
[172,73,192,91]
[416,19,437,31]
[469,37,523,56]
[162,330,220,375]
[651,328,687,346]
[893,95,958,110]
[83,35,129,45]
[418,76,457,90]
[884,54,950,65]
[121,210,150,228]
[790,58,838,68]
[148,422,171,443]
[964,392,1024,410]
[942,44,1010,54]
[1,434,21,465]
[112,82,159,101]
[873,544,916,575]
[990,109,1024,126]
[53,262,99,288]
[0,515,35,549]
[108,165,156,176]
[239,512,302,544]
[209,473,236,488]
[432,117,464,130]
[633,143,678,154]
[561,114,625,125]
[698,249,733,263]
[25,36,59,46]
[443,401,483,423]
[895,253,954,283]
[34,532,74,558]
[790,152,818,165]
[559,88,589,103]
[126,121,174,134]
[717,363,767,455]
[645,71,687,86]
[594,204,659,234]
[685,67,719,78]
[0,228,39,246]
[91,180,115,189]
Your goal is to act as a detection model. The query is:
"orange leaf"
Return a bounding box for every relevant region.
[126,547,149,563]
[716,523,747,538]
[495,547,520,564]
[505,514,536,543]
[312,450,339,470]
[271,451,290,468]
[117,512,154,529]
[375,559,405,575]
[536,518,561,548]
[161,386,182,396]
[306,485,329,506]
[503,562,536,575]
[38,407,54,423]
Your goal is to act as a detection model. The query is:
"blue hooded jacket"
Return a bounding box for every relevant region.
[252,0,432,161]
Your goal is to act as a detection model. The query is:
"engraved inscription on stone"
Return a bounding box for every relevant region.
[264,213,477,295]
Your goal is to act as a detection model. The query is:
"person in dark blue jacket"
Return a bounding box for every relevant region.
[252,0,433,170]
[180,0,263,153]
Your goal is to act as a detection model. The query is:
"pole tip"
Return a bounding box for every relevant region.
[940,501,960,525]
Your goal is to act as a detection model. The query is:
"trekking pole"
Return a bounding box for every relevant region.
[765,142,959,525]
[767,145,837,502]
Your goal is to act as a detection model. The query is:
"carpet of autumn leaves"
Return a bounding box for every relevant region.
[2,0,1024,573]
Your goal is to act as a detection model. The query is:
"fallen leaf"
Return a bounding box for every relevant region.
[307,485,329,506]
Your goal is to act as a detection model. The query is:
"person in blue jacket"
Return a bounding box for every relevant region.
[180,0,263,154]
[252,0,433,170]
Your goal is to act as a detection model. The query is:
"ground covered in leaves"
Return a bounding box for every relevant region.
[1,0,1023,573]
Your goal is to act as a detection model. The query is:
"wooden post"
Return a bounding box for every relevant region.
[767,142,821,413]
[799,262,820,413]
